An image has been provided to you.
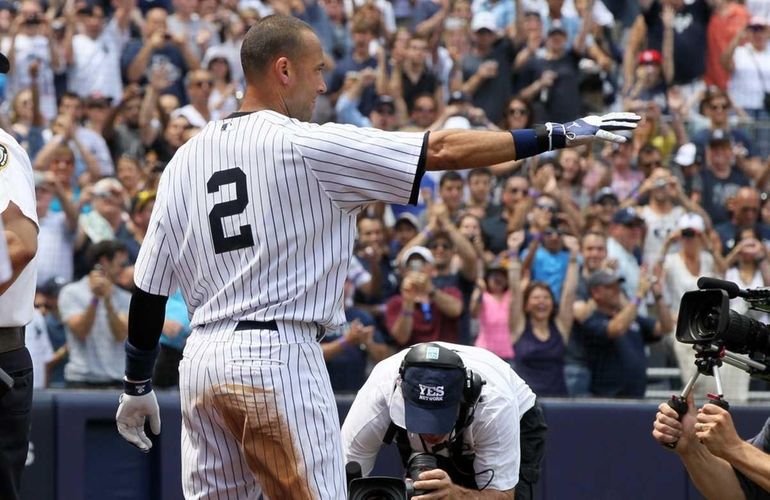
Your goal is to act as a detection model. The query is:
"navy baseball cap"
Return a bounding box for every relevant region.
[611,207,643,225]
[401,344,466,435]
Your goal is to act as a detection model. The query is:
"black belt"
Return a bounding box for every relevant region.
[0,327,25,354]
[234,320,325,340]
[235,320,278,331]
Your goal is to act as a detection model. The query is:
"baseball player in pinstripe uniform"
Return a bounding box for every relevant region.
[115,14,640,500]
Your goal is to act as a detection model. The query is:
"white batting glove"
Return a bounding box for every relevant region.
[545,112,641,148]
[116,381,161,453]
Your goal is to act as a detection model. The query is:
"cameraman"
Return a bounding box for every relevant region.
[653,394,770,499]
[341,342,546,499]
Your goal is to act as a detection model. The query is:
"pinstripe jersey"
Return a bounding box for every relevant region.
[134,110,427,330]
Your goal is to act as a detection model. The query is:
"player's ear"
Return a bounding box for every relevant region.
[275,57,291,85]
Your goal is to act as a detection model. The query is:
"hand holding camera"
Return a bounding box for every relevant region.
[89,265,113,298]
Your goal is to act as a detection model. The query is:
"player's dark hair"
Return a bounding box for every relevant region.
[241,15,313,83]
[467,167,491,181]
[439,170,463,188]
[86,239,127,270]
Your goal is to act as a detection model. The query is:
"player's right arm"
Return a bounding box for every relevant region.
[116,170,177,452]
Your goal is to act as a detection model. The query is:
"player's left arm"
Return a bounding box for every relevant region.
[0,201,38,294]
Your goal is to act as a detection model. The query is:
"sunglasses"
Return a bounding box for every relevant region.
[544,228,562,237]
[506,187,527,194]
[709,103,729,111]
[535,203,557,213]
[192,80,213,88]
[741,206,759,213]
[428,242,452,250]
[507,108,528,117]
[414,106,436,113]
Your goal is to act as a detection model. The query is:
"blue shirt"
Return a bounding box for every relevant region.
[159,290,191,351]
[575,311,657,398]
[523,246,569,300]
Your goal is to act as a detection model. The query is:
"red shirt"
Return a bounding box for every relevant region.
[385,287,462,346]
[705,3,750,89]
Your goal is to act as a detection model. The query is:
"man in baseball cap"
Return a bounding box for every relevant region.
[400,343,467,434]
[341,341,547,499]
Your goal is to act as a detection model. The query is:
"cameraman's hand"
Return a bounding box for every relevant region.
[695,403,743,460]
[413,468,459,499]
[652,392,698,454]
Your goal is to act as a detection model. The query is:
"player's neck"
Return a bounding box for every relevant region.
[237,88,287,117]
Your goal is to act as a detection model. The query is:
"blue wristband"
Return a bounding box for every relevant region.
[125,341,160,382]
[124,378,153,396]
[511,128,548,160]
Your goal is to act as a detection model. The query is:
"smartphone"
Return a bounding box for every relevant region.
[409,260,424,273]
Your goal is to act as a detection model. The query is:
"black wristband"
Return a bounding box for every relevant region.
[124,378,153,396]
[125,341,160,382]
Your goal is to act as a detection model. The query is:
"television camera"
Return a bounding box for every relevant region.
[665,277,770,448]
[346,453,437,500]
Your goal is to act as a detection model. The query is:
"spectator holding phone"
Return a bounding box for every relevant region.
[385,246,463,347]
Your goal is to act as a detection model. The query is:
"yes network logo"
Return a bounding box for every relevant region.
[418,384,445,401]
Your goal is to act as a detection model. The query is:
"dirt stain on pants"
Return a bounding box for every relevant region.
[211,383,314,499]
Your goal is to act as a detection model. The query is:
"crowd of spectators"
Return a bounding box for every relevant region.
[12,0,770,400]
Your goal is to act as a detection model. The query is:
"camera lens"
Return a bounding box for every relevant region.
[694,307,720,339]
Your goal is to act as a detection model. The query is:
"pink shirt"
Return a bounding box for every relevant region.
[474,291,514,360]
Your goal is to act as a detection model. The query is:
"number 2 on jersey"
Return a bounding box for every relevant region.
[207,168,255,254]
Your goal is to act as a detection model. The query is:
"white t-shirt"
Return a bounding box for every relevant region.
[662,251,716,314]
[2,34,57,121]
[341,342,536,491]
[725,266,770,324]
[0,128,38,327]
[728,44,770,112]
[69,19,129,104]
[640,205,685,266]
[26,309,53,388]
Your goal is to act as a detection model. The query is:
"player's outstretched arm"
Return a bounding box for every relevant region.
[116,287,168,452]
[425,112,640,171]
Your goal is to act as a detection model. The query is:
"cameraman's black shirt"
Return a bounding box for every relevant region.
[735,418,770,499]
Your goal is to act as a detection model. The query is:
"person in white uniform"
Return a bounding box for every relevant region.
[342,342,546,500]
[0,47,40,500]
